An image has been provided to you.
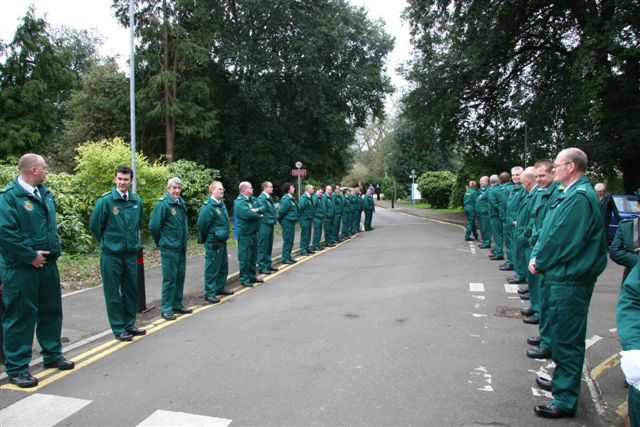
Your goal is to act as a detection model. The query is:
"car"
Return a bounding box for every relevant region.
[608,194,640,242]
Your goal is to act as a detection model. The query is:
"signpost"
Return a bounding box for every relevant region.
[409,169,417,206]
[292,161,305,199]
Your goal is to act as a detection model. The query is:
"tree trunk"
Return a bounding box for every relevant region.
[162,0,174,163]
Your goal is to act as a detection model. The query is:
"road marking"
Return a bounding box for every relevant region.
[137,410,232,427]
[583,362,608,418]
[0,393,91,426]
[616,401,628,416]
[469,282,485,292]
[590,353,621,379]
[471,366,493,392]
[531,387,552,398]
[504,284,519,293]
[609,328,617,333]
[585,335,602,349]
[472,295,485,300]
[472,313,487,318]
[469,242,476,254]
[395,211,465,229]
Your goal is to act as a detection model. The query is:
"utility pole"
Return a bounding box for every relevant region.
[409,169,417,206]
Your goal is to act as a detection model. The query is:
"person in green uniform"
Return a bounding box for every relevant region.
[90,166,146,342]
[463,180,479,241]
[512,168,537,316]
[234,181,265,286]
[148,177,192,320]
[352,188,363,235]
[332,185,344,242]
[616,255,640,426]
[529,148,608,419]
[298,184,315,255]
[525,159,560,358]
[311,187,326,251]
[475,176,491,249]
[342,188,352,238]
[487,175,503,259]
[255,181,278,275]
[278,182,298,264]
[610,189,640,284]
[0,154,74,388]
[323,186,336,246]
[363,187,376,231]
[501,167,522,273]
[197,181,233,304]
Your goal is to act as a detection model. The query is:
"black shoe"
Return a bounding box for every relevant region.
[128,327,147,336]
[479,245,491,249]
[269,267,279,272]
[259,270,272,275]
[9,372,38,388]
[174,307,193,314]
[507,277,526,284]
[465,237,475,241]
[473,235,478,240]
[115,332,133,341]
[489,255,504,260]
[43,357,75,370]
[282,259,295,264]
[520,293,530,300]
[216,290,234,296]
[534,403,575,419]
[162,312,177,321]
[517,288,529,295]
[499,262,509,268]
[523,315,539,324]
[527,346,551,359]
[241,283,254,288]
[205,295,221,303]
[326,243,336,247]
[251,278,264,284]
[499,264,514,271]
[521,308,534,316]
[308,250,317,254]
[536,376,552,392]
[527,335,541,346]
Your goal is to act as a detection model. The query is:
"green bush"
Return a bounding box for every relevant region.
[166,159,220,227]
[416,171,456,208]
[0,164,18,187]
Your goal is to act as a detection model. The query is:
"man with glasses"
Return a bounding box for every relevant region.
[528,148,607,419]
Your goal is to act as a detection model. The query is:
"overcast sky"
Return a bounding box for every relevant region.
[1,0,411,111]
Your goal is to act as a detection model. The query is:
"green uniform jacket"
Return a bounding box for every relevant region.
[255,192,277,226]
[312,194,325,219]
[532,176,607,284]
[197,198,229,245]
[363,194,375,212]
[514,185,537,246]
[505,184,522,224]
[487,185,500,218]
[323,193,335,217]
[617,261,640,350]
[356,194,363,210]
[299,193,315,220]
[0,179,61,267]
[277,194,299,222]
[332,193,344,214]
[610,218,640,272]
[89,188,143,255]
[528,182,561,248]
[498,182,514,220]
[148,193,188,251]
[343,195,352,213]
[463,188,478,213]
[475,187,489,215]
[234,195,263,236]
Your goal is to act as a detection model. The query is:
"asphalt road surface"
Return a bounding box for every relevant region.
[0,207,613,426]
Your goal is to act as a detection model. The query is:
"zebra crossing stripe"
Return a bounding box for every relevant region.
[469,283,485,292]
[137,410,232,427]
[503,284,519,293]
[0,393,91,427]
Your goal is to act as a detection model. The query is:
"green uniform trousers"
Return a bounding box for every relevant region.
[100,253,138,335]
[513,241,527,281]
[204,244,228,297]
[503,222,514,264]
[364,211,373,231]
[490,216,503,256]
[524,247,539,316]
[464,210,477,240]
[548,283,594,413]
[324,217,335,245]
[160,249,187,315]
[333,213,342,240]
[341,213,351,238]
[629,385,639,426]
[352,210,361,234]
[300,219,312,254]
[312,218,324,250]
[478,213,491,247]
[238,234,258,284]
[2,262,63,376]
[281,219,296,262]
[257,223,274,271]
[538,278,551,350]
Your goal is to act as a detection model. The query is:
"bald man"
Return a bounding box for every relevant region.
[0,154,74,388]
[234,181,265,286]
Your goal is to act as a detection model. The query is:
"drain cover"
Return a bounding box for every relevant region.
[494,306,523,319]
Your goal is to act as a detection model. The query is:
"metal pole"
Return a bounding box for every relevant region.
[297,175,302,200]
[524,123,528,167]
[392,181,396,209]
[129,0,137,193]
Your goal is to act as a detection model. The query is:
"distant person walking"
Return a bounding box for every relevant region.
[363,187,376,231]
[595,182,620,239]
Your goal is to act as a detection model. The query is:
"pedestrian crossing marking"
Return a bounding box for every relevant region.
[585,335,602,349]
[531,387,552,398]
[0,393,91,427]
[504,284,519,293]
[472,313,487,318]
[469,282,485,292]
[137,410,232,427]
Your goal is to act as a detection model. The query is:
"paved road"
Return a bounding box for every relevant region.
[0,206,625,426]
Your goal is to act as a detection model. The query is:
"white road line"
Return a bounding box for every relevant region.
[0,393,91,427]
[504,284,520,293]
[137,410,232,427]
[472,295,485,300]
[469,282,485,292]
[609,328,617,333]
[471,366,493,392]
[472,313,487,318]
[531,387,553,398]
[585,335,603,349]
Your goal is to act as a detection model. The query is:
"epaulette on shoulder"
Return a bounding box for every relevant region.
[99,191,111,198]
[576,184,587,192]
[0,183,14,194]
[203,200,209,205]
[159,196,165,201]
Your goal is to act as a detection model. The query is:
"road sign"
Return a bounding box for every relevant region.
[292,169,307,177]
[295,161,303,169]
